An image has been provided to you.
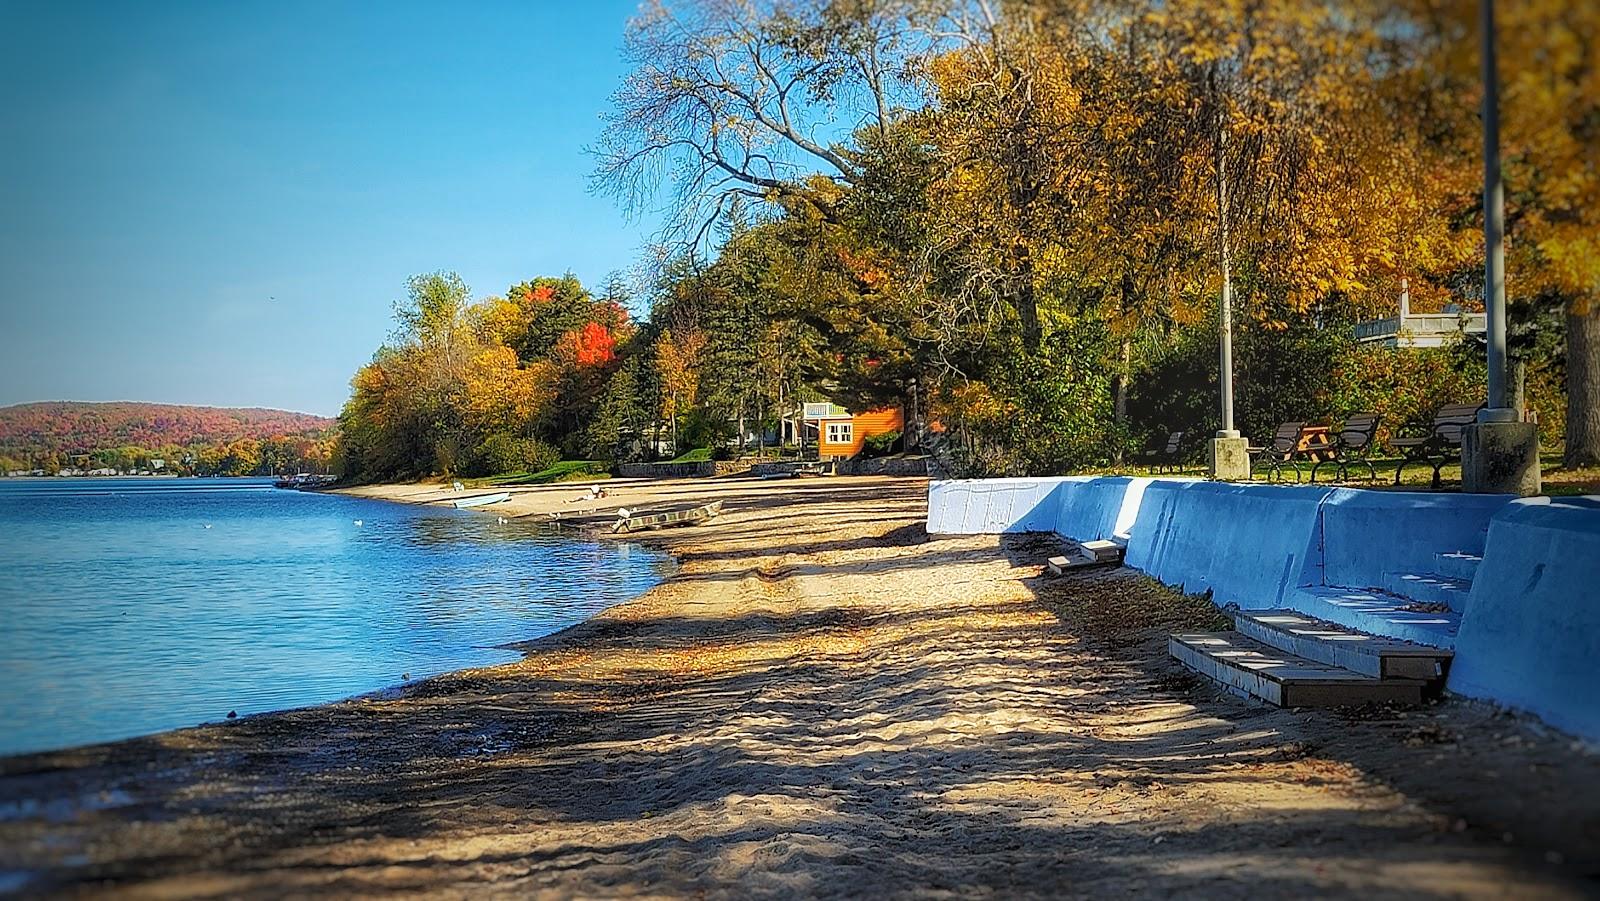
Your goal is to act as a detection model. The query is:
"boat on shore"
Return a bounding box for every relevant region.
[452,491,511,509]
[611,499,722,533]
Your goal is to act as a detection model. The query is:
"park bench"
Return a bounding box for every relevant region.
[1248,421,1307,482]
[1388,403,1484,488]
[1310,413,1382,483]
[1139,430,1186,474]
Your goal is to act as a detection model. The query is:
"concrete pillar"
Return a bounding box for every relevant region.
[1462,421,1540,496]
[1209,436,1251,482]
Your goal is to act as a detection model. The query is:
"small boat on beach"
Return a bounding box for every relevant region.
[452,491,511,508]
[611,500,722,533]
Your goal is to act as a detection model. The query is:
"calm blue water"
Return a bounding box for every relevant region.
[0,478,671,756]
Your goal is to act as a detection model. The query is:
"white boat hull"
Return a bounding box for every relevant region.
[453,492,510,508]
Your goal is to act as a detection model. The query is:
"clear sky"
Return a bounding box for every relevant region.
[0,0,655,417]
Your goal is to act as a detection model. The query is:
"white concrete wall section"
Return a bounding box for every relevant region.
[1448,497,1600,740]
[927,476,1161,540]
[925,478,1069,534]
[1124,481,1330,610]
[1319,489,1512,605]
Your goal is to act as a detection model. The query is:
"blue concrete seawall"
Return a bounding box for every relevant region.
[1319,489,1506,605]
[1125,481,1327,609]
[1448,497,1600,740]
[927,476,1599,740]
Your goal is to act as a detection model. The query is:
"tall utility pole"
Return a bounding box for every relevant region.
[1461,0,1539,495]
[1207,70,1249,480]
[1217,114,1237,438]
[1479,0,1513,422]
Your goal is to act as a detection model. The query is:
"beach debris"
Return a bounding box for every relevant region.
[452,481,464,492]
[226,710,237,719]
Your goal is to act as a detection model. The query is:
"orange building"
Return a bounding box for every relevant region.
[806,402,904,459]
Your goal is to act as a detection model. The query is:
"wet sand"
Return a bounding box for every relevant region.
[2,474,1598,898]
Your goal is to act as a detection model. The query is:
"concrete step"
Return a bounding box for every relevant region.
[1169,632,1425,708]
[1435,552,1483,583]
[1234,610,1452,682]
[1287,586,1460,649]
[1382,571,1472,610]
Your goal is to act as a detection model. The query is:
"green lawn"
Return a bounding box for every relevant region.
[669,447,713,463]
[459,460,611,487]
[1120,453,1598,496]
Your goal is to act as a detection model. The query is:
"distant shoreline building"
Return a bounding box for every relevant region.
[803,402,904,460]
[1355,279,1486,349]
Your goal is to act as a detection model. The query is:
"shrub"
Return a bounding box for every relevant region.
[1325,343,1485,446]
[477,433,560,475]
[862,429,901,457]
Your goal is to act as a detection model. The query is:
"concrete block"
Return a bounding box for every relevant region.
[1462,421,1541,496]
[926,477,1068,534]
[1435,552,1482,582]
[1381,572,1472,611]
[1319,489,1509,593]
[1208,436,1251,481]
[1126,481,1330,609]
[1053,476,1154,542]
[1288,586,1460,649]
[1449,496,1600,740]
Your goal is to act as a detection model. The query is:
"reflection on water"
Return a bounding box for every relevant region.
[0,478,671,756]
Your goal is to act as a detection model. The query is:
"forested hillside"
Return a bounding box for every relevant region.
[0,402,335,476]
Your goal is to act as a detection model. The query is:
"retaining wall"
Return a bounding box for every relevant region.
[927,476,1599,740]
[1124,481,1328,609]
[616,461,716,479]
[1318,489,1509,605]
[1053,476,1153,542]
[1448,497,1600,740]
[926,477,1066,534]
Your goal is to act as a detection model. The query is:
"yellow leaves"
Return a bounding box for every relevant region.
[462,346,556,433]
[654,327,706,418]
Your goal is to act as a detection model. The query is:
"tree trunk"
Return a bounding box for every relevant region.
[1510,358,1527,420]
[1112,338,1131,464]
[1016,253,1041,352]
[1567,308,1600,467]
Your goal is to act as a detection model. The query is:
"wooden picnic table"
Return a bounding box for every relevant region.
[1296,425,1336,463]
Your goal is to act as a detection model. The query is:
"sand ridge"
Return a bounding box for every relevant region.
[1,474,1598,898]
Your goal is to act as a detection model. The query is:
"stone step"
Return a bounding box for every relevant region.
[1169,632,1425,708]
[1234,610,1452,682]
[1434,552,1483,583]
[1382,571,1472,610]
[1288,586,1460,649]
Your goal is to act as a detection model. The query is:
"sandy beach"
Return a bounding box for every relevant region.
[3,473,1599,898]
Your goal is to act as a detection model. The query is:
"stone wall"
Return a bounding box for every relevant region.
[616,461,715,479]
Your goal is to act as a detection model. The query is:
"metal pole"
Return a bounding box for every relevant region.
[1480,0,1512,418]
[1217,100,1238,437]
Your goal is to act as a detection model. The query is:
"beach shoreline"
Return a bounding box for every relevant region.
[3,473,1599,898]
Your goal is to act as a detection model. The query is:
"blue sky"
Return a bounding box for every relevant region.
[0,1,656,417]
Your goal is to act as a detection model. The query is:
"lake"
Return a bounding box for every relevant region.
[0,478,671,756]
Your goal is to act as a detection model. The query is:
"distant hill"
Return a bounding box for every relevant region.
[0,402,335,458]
